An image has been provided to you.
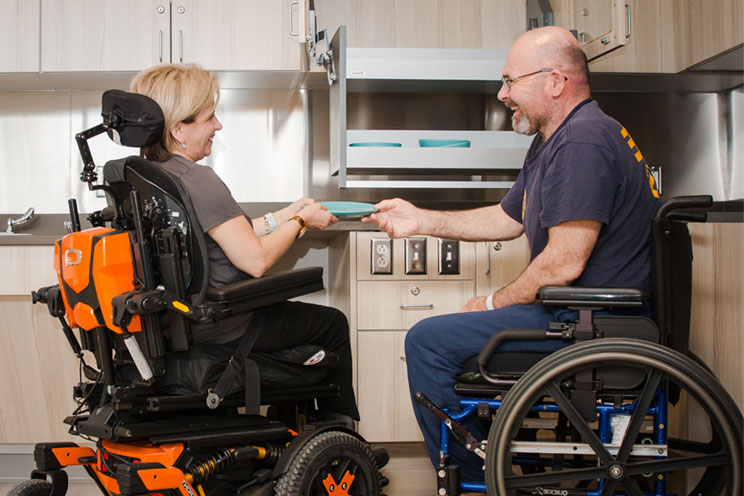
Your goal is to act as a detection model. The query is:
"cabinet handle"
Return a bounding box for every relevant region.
[179,30,183,62]
[485,241,491,275]
[400,355,406,361]
[158,30,163,62]
[626,4,631,39]
[400,304,434,310]
[288,0,299,36]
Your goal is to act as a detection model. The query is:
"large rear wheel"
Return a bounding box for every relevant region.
[274,430,381,496]
[485,339,743,496]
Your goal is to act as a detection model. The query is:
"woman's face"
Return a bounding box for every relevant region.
[172,105,222,162]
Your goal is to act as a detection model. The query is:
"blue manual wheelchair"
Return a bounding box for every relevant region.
[416,197,743,495]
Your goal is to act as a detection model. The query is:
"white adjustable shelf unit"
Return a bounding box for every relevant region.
[328,27,532,189]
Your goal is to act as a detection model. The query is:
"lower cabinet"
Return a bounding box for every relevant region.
[356,331,421,442]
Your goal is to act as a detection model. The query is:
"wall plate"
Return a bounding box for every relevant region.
[438,239,459,275]
[405,237,427,274]
[371,238,392,274]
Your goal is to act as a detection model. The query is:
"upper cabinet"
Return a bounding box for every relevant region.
[40,0,303,73]
[41,0,170,72]
[0,0,40,72]
[552,0,743,73]
[171,0,301,71]
[313,0,525,50]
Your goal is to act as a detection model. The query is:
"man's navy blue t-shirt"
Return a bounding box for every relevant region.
[500,98,660,290]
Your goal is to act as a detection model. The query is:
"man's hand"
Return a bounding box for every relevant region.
[362,198,423,238]
[459,295,489,313]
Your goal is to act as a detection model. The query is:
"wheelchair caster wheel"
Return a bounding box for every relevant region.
[274,430,382,495]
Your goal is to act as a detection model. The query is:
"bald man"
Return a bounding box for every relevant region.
[363,27,660,483]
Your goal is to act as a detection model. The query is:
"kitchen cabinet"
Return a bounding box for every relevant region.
[0,246,80,444]
[0,0,40,72]
[683,0,743,70]
[41,0,170,72]
[474,235,530,295]
[313,0,525,49]
[40,0,303,73]
[338,232,477,442]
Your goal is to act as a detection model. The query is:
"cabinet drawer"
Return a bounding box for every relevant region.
[356,331,422,442]
[0,246,56,295]
[357,280,474,330]
[356,232,474,280]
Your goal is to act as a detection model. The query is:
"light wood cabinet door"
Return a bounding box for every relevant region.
[41,0,170,72]
[475,235,530,295]
[314,0,524,49]
[684,0,744,70]
[357,331,423,442]
[0,0,40,72]
[172,0,302,70]
[357,280,474,330]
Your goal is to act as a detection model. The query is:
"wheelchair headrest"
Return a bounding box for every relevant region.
[102,90,165,148]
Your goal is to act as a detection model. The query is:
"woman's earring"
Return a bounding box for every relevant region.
[180,141,187,149]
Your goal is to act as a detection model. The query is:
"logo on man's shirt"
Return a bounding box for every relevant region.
[621,127,660,199]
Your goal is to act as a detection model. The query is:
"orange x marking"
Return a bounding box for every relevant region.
[322,471,356,495]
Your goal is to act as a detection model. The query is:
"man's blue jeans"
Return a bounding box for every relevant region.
[404,304,578,483]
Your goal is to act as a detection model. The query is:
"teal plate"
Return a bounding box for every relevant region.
[320,201,378,218]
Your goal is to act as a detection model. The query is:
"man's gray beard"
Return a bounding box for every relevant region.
[512,112,535,135]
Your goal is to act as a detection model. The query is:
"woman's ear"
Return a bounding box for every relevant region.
[170,122,182,143]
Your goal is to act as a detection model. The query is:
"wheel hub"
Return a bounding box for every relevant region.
[608,463,625,480]
[322,471,355,495]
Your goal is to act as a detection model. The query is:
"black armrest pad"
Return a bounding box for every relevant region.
[206,267,323,303]
[537,286,649,308]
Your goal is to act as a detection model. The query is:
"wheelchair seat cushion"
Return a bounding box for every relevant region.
[149,343,339,396]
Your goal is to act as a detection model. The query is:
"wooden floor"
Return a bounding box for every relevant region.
[0,443,438,496]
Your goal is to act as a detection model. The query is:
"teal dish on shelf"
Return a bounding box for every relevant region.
[418,139,471,148]
[349,142,402,147]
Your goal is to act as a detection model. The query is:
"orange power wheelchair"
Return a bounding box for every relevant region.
[9,91,387,496]
[416,196,743,495]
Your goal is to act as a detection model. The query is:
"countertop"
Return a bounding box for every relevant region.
[0,202,379,245]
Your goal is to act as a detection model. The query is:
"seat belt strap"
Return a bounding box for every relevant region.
[207,327,261,414]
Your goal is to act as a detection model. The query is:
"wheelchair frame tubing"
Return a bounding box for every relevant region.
[440,384,669,496]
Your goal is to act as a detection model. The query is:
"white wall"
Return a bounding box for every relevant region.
[0,89,308,214]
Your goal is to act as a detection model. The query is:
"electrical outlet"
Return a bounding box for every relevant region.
[438,239,459,275]
[405,237,427,274]
[371,238,392,274]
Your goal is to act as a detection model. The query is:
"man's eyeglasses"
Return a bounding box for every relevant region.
[501,68,567,90]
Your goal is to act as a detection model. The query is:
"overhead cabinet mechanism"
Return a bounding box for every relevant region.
[328,27,532,190]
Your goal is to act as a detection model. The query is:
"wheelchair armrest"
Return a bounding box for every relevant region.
[206,267,324,307]
[537,286,649,308]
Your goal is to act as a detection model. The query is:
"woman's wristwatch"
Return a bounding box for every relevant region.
[290,215,307,238]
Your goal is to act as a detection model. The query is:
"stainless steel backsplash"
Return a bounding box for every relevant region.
[0,84,741,215]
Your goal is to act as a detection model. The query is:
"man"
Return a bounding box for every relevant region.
[363,26,660,483]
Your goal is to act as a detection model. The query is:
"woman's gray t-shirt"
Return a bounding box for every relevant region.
[158,154,253,344]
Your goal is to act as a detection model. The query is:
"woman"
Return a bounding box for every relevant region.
[129,63,359,422]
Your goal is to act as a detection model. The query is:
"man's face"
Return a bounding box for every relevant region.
[497,45,548,136]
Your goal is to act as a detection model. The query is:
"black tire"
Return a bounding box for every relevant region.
[485,338,743,496]
[274,430,380,496]
[7,479,53,496]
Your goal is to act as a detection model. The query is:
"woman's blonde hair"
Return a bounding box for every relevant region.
[129,63,220,161]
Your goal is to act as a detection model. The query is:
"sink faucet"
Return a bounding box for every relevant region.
[6,208,35,233]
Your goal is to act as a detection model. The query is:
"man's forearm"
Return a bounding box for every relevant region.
[423,205,523,242]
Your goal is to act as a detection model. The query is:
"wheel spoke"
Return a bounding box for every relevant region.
[312,473,329,494]
[624,453,732,476]
[544,381,614,465]
[616,369,663,463]
[619,477,644,496]
[505,464,608,488]
[600,480,618,496]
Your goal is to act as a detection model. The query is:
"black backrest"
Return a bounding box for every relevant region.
[650,196,712,355]
[104,156,210,306]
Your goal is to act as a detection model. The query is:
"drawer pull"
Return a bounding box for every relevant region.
[400,304,434,310]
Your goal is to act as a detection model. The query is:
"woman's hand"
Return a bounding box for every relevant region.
[298,202,338,230]
[285,197,315,215]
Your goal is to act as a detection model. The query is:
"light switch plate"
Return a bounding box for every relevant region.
[438,239,459,275]
[371,238,392,274]
[405,237,427,274]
